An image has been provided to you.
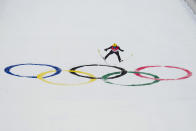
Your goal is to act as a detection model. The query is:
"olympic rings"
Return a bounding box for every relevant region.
[70,64,127,79]
[3,63,193,87]
[37,70,96,86]
[102,71,160,86]
[4,63,62,78]
[135,66,192,81]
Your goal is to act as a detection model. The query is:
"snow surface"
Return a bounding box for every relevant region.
[0,0,196,131]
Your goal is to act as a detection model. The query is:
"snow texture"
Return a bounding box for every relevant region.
[185,0,196,14]
[0,0,196,131]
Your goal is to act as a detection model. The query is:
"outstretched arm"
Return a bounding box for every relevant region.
[104,46,112,51]
[119,47,124,52]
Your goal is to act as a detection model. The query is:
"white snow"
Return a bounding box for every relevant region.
[0,0,196,131]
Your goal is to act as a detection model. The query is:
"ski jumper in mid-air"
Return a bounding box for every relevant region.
[104,43,124,62]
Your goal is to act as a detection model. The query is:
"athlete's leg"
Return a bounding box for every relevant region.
[114,52,122,62]
[105,51,113,60]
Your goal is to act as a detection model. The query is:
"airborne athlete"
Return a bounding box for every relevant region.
[104,43,124,62]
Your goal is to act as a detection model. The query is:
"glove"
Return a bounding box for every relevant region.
[104,49,107,51]
[121,50,124,52]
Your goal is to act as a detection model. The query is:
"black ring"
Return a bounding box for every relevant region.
[70,64,127,79]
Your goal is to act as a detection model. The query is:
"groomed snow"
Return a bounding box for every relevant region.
[0,0,196,131]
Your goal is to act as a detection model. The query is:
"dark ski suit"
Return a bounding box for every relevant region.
[104,46,124,62]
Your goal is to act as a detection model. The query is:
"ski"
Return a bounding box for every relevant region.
[97,49,108,64]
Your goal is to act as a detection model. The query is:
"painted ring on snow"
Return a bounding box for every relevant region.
[135,66,192,81]
[70,64,127,79]
[4,63,62,78]
[37,70,96,86]
[102,71,160,86]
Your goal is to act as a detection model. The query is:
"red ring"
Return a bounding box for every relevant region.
[134,66,192,81]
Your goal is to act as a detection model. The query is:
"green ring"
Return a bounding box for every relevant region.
[102,71,160,86]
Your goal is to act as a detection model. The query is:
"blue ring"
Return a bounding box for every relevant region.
[4,63,62,78]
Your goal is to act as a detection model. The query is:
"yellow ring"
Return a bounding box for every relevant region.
[37,70,96,86]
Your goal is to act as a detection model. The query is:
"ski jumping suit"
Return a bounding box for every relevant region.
[104,46,124,62]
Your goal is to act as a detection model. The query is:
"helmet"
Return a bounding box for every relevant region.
[113,43,117,47]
